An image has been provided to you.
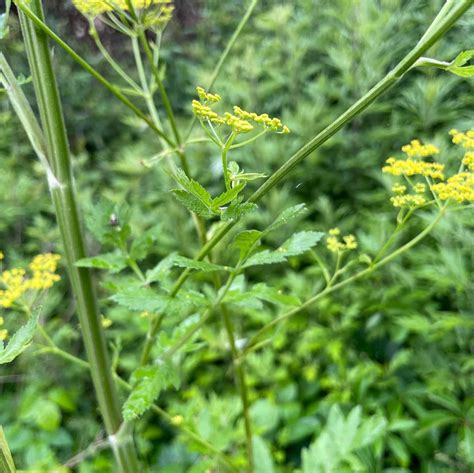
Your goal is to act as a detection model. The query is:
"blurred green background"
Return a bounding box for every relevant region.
[0,0,473,471]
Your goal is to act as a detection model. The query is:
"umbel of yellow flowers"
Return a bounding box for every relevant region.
[383,130,474,207]
[192,86,290,135]
[0,253,61,309]
[0,252,61,340]
[73,0,172,16]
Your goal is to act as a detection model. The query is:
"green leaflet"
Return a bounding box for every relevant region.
[252,436,275,473]
[75,252,128,273]
[0,308,39,365]
[122,361,180,421]
[447,50,474,77]
[221,199,257,221]
[110,287,205,317]
[264,203,307,234]
[231,230,262,260]
[145,253,178,284]
[172,168,251,219]
[224,282,300,308]
[211,183,245,209]
[172,168,215,219]
[243,231,324,267]
[171,255,231,273]
[172,189,215,219]
[301,405,387,473]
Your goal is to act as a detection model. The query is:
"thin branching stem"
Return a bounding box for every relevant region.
[242,208,447,357]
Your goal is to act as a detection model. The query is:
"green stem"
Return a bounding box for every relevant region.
[243,208,446,355]
[14,0,175,148]
[221,304,254,472]
[160,0,472,301]
[310,250,331,285]
[17,3,139,471]
[222,134,236,190]
[137,29,181,146]
[184,0,260,140]
[89,20,142,93]
[230,129,267,149]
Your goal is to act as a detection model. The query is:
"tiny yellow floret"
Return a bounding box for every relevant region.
[326,230,357,253]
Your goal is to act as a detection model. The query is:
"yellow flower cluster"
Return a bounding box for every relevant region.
[401,139,439,158]
[463,151,474,171]
[0,253,61,309]
[385,132,474,207]
[233,106,290,133]
[391,183,407,194]
[390,194,426,208]
[431,172,474,203]
[192,86,290,135]
[196,87,221,104]
[29,254,61,290]
[449,129,474,148]
[383,157,445,180]
[326,228,358,253]
[73,0,173,17]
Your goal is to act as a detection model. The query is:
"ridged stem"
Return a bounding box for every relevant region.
[18,2,139,471]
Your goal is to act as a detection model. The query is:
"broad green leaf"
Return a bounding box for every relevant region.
[447,50,474,77]
[243,231,324,267]
[75,252,128,273]
[0,426,16,473]
[221,199,257,221]
[265,203,307,234]
[232,230,262,260]
[171,255,231,273]
[252,436,275,473]
[123,361,180,421]
[0,309,39,365]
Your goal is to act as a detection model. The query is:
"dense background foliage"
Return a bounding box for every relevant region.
[1,0,473,471]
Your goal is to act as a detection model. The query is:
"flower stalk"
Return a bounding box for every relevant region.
[17,1,139,471]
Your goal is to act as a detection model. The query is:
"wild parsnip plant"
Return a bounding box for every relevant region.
[0,0,473,471]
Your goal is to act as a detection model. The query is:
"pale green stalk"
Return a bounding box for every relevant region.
[88,20,142,93]
[16,2,139,471]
